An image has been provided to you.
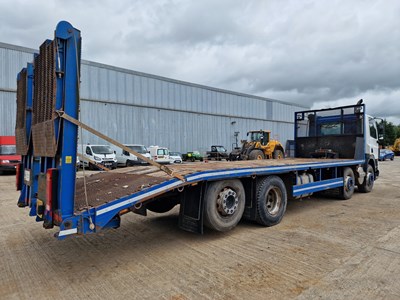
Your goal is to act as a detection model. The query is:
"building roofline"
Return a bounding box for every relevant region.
[0,41,308,108]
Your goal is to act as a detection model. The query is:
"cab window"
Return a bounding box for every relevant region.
[86,146,92,155]
[369,118,377,139]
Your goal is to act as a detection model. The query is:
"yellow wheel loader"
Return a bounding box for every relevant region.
[389,138,400,155]
[229,130,285,160]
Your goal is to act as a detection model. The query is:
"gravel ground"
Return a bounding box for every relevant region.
[1,159,399,299]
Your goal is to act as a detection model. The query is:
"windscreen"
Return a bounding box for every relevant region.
[91,146,113,154]
[216,146,226,152]
[249,132,262,141]
[0,145,16,155]
[129,145,147,153]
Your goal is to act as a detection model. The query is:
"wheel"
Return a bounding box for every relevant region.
[273,149,284,159]
[358,164,374,193]
[256,176,287,226]
[203,179,245,232]
[391,157,394,161]
[249,150,265,160]
[200,157,203,162]
[191,157,195,162]
[339,167,355,200]
[146,198,178,213]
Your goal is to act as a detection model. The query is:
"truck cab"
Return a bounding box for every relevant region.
[0,136,21,173]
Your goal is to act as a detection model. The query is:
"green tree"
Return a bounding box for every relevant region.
[382,120,397,146]
[395,124,400,139]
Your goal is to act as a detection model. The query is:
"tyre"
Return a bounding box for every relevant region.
[358,164,374,193]
[255,176,287,226]
[146,199,178,213]
[200,157,203,162]
[273,149,284,159]
[249,150,265,160]
[339,167,355,200]
[203,179,245,232]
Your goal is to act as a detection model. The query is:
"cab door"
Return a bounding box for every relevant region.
[367,117,379,159]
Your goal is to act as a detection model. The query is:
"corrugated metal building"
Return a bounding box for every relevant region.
[0,42,307,154]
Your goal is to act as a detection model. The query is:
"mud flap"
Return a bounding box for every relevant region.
[242,177,258,221]
[178,182,206,234]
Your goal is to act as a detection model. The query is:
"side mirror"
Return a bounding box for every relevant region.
[113,150,116,154]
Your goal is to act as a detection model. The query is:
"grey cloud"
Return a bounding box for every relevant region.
[0,0,399,123]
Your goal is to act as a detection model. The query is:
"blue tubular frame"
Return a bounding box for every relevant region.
[17,21,81,234]
[54,21,81,220]
[17,63,35,209]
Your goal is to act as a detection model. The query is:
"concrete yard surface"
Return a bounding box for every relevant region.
[1,159,399,299]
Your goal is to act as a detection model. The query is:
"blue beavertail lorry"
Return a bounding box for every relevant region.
[15,21,381,239]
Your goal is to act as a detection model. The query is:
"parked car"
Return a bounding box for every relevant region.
[148,146,171,164]
[79,144,117,169]
[169,152,183,164]
[379,149,394,161]
[112,144,152,167]
[182,151,203,162]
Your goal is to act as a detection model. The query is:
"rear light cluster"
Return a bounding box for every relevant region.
[45,169,54,214]
[16,163,23,191]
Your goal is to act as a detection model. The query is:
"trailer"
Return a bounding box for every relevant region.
[16,21,381,239]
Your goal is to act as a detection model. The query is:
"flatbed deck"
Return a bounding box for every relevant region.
[74,158,357,212]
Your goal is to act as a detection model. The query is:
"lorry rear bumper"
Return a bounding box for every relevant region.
[0,163,18,171]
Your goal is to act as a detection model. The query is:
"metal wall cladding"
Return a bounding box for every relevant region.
[80,61,305,121]
[78,101,296,154]
[0,91,17,135]
[0,43,34,90]
[1,42,306,152]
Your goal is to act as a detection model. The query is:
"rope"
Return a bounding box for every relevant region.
[72,34,95,231]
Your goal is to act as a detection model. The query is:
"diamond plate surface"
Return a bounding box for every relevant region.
[15,69,28,155]
[32,40,58,157]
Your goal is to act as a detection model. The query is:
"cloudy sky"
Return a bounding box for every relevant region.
[1,0,399,123]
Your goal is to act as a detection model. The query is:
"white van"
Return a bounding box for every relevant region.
[112,144,152,167]
[148,146,171,164]
[78,144,117,169]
